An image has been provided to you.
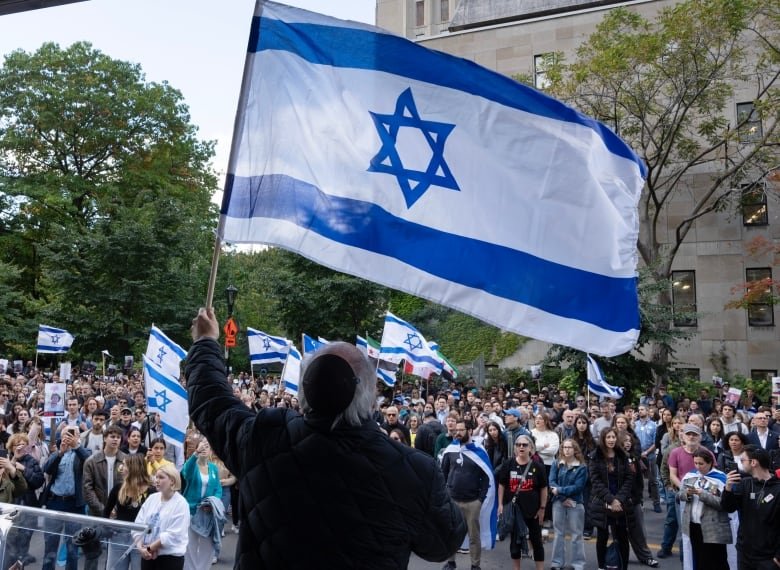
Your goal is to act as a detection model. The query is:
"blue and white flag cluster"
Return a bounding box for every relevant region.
[247,327,290,365]
[379,312,442,374]
[144,326,188,449]
[586,353,624,400]
[302,333,326,355]
[36,325,75,354]
[218,1,645,357]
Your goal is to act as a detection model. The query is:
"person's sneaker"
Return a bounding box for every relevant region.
[653,503,662,513]
[442,562,456,570]
[643,559,659,567]
[232,524,240,534]
[583,531,593,540]
[541,529,550,539]
[457,547,469,554]
[656,549,672,559]
[470,566,481,570]
[211,557,218,565]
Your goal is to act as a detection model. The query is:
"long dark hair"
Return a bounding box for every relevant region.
[597,427,627,459]
[573,413,595,453]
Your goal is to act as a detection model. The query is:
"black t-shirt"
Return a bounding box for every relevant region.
[497,458,548,517]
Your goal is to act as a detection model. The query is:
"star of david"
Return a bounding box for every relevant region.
[156,346,167,366]
[49,334,60,345]
[368,88,460,208]
[153,389,172,413]
[262,338,271,351]
[404,333,423,351]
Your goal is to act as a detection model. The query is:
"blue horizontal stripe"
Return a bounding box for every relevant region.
[223,174,639,333]
[144,361,187,399]
[162,425,186,446]
[150,327,187,360]
[250,353,287,362]
[37,345,70,353]
[587,380,623,398]
[283,381,299,391]
[251,16,646,178]
[379,347,441,368]
[247,329,288,344]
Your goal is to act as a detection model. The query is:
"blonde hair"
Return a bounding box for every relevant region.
[118,454,152,505]
[7,432,29,450]
[155,464,182,491]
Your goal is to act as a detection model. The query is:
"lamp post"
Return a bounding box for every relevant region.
[224,284,239,358]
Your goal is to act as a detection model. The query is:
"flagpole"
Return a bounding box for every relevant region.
[205,0,265,308]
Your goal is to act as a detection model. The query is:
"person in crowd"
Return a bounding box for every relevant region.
[721,404,748,436]
[591,400,616,440]
[80,409,108,453]
[146,437,174,476]
[706,418,727,462]
[389,427,409,445]
[414,411,445,457]
[435,411,460,459]
[56,396,85,436]
[209,449,236,563]
[407,414,420,447]
[81,397,100,430]
[747,410,779,452]
[4,432,44,566]
[381,405,411,443]
[531,411,559,527]
[23,416,49,465]
[7,407,29,435]
[555,409,577,442]
[186,307,467,567]
[484,420,508,470]
[590,427,634,570]
[658,415,685,559]
[122,427,148,457]
[678,449,731,570]
[717,432,749,474]
[441,419,494,570]
[635,404,662,512]
[105,454,156,570]
[721,446,780,570]
[572,413,597,539]
[42,425,92,570]
[497,433,547,570]
[133,464,190,570]
[621,431,659,567]
[181,438,222,568]
[83,425,126,517]
[503,408,530,449]
[549,438,587,570]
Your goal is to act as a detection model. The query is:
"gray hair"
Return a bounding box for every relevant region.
[298,342,376,429]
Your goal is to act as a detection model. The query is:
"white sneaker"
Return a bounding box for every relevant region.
[211,557,218,565]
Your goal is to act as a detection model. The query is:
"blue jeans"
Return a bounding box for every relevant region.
[42,497,82,570]
[551,501,586,570]
[661,488,679,553]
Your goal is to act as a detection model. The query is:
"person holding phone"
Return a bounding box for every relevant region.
[41,426,92,570]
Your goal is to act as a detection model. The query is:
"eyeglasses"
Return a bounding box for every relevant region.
[562,446,574,449]
[515,442,530,447]
[386,413,396,417]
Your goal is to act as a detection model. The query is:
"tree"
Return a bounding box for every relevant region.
[543,0,779,380]
[0,42,217,358]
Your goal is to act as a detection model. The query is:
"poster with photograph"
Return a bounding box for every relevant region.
[12,360,22,374]
[772,377,780,397]
[724,387,742,407]
[44,383,66,417]
[712,375,723,387]
[59,362,72,381]
[124,355,134,370]
[0,359,7,375]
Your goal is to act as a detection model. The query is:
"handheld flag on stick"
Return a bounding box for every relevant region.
[145,325,187,381]
[143,355,188,448]
[281,345,302,396]
[212,0,644,357]
[302,333,326,355]
[379,312,442,374]
[36,325,75,354]
[247,328,290,365]
[586,353,624,400]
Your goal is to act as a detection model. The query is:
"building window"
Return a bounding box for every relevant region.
[416,1,425,27]
[534,53,556,90]
[750,369,777,382]
[746,267,774,326]
[440,0,449,22]
[742,182,768,226]
[672,270,697,326]
[737,102,762,143]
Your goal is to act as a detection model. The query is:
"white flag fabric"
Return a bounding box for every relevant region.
[247,327,290,365]
[145,325,187,380]
[379,312,442,373]
[281,345,301,396]
[143,355,188,448]
[356,335,381,359]
[376,367,397,387]
[586,353,624,399]
[217,1,645,357]
[37,325,75,354]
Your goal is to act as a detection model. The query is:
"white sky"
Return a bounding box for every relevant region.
[0,0,376,190]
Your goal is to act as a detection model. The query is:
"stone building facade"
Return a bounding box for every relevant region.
[376,0,779,383]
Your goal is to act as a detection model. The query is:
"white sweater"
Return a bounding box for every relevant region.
[532,429,560,466]
[133,491,190,556]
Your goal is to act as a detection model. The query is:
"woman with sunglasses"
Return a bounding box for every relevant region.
[496,434,547,570]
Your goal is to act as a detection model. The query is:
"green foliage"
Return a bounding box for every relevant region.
[0,42,217,359]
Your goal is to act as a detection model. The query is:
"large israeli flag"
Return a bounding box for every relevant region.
[379,312,442,373]
[219,1,645,356]
[145,325,187,380]
[247,327,290,365]
[36,325,75,354]
[143,355,188,448]
[586,353,624,400]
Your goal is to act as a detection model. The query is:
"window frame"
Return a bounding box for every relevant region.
[737,102,763,143]
[746,267,774,326]
[741,182,768,226]
[671,270,698,327]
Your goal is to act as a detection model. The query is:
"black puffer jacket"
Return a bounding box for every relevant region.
[589,447,635,529]
[186,339,466,569]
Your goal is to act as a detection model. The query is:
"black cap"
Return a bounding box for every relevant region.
[302,353,359,416]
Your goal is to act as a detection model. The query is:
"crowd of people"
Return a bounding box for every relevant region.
[1,340,779,570]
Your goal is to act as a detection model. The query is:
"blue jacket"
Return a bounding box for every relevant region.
[191,495,225,552]
[42,446,92,507]
[549,460,587,504]
[181,454,222,514]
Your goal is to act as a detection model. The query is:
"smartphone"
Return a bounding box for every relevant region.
[0,450,7,458]
[725,460,738,473]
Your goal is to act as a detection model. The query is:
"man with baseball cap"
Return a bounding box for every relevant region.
[186,308,466,568]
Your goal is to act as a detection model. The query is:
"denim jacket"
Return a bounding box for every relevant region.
[549,460,587,504]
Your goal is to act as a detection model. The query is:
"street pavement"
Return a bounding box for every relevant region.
[211,500,677,569]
